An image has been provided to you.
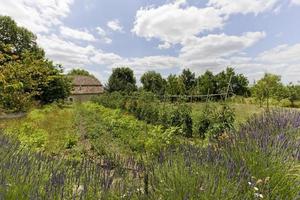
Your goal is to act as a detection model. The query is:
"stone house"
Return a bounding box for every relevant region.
[68,75,104,102]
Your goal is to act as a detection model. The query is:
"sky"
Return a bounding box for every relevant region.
[1,0,300,84]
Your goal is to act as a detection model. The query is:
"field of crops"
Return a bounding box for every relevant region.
[0,98,300,199]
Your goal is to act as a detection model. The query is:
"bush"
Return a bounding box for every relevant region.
[194,103,235,140]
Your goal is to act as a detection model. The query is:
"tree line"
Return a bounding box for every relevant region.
[107,67,250,97]
[106,67,300,106]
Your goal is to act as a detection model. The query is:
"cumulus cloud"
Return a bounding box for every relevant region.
[132,1,224,44]
[37,34,122,68]
[107,19,123,32]
[0,0,74,33]
[258,43,300,64]
[207,0,280,15]
[180,32,266,60]
[60,26,96,41]
[96,27,112,44]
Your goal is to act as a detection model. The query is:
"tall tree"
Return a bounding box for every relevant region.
[0,16,71,111]
[0,16,44,60]
[107,67,137,93]
[166,74,185,95]
[252,73,284,107]
[196,70,217,95]
[215,67,249,97]
[180,69,196,94]
[141,71,165,95]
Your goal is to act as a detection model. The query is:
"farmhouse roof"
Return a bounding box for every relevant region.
[71,75,103,86]
[70,75,104,95]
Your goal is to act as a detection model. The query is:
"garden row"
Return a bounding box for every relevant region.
[93,92,236,140]
[3,103,180,158]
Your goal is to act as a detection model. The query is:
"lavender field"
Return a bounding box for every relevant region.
[1,109,299,199]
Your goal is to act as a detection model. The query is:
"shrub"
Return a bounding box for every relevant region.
[194,103,235,140]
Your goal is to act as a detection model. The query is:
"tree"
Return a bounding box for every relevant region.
[252,73,284,107]
[141,71,165,95]
[165,74,185,95]
[196,70,217,95]
[0,15,44,60]
[286,84,300,107]
[0,16,71,111]
[68,68,93,77]
[180,69,196,94]
[107,67,137,93]
[215,67,249,97]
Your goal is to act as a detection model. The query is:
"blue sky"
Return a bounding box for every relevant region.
[1,0,300,84]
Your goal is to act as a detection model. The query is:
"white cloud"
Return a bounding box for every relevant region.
[0,0,74,33]
[258,43,300,64]
[158,42,172,49]
[112,56,183,78]
[37,34,122,68]
[60,26,96,41]
[96,27,112,44]
[107,19,123,32]
[180,32,266,60]
[207,0,280,15]
[132,1,224,44]
[291,0,300,5]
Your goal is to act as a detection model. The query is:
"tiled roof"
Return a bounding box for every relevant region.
[71,75,102,86]
[70,75,104,95]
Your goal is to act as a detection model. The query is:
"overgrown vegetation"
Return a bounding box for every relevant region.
[1,109,299,199]
[3,103,180,159]
[93,92,236,139]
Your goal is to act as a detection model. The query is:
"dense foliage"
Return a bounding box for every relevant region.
[1,109,299,199]
[3,103,179,158]
[139,67,250,99]
[93,92,236,139]
[0,16,71,111]
[107,67,137,93]
[140,71,165,95]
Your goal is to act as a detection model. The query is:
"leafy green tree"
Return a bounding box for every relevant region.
[0,15,44,60]
[68,68,93,77]
[180,69,196,94]
[166,74,185,95]
[107,67,137,93]
[286,84,300,107]
[196,70,217,95]
[141,71,165,95]
[252,73,285,107]
[0,16,71,111]
[215,67,249,97]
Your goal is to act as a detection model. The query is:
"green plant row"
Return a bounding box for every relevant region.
[3,103,180,158]
[93,92,236,140]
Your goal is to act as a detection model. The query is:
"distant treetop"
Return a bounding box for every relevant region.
[68,69,94,77]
